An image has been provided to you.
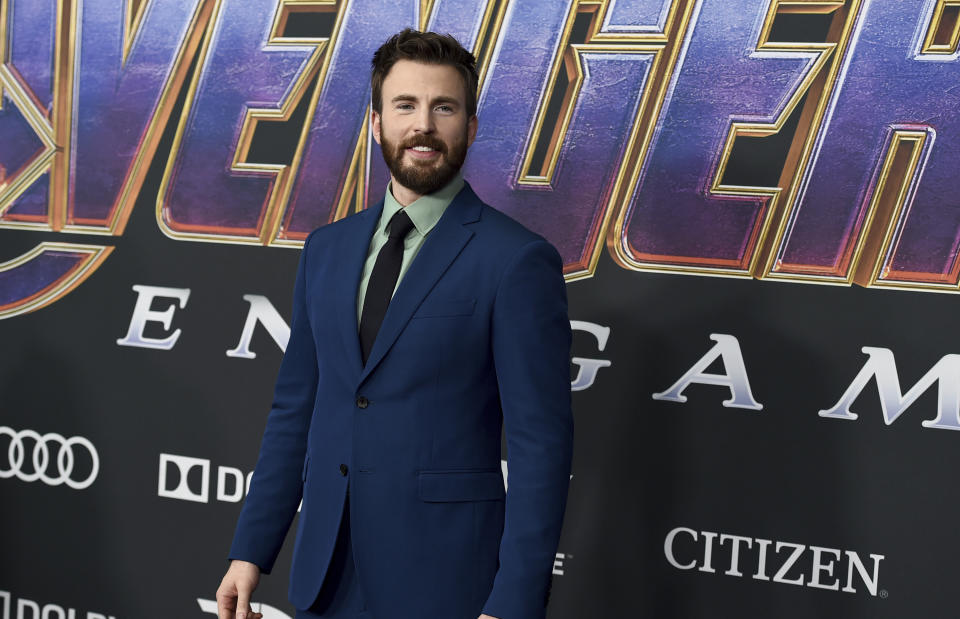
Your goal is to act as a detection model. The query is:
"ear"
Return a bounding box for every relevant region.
[466,114,478,148]
[371,109,382,145]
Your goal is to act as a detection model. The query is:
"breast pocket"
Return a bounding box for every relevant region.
[412,297,476,319]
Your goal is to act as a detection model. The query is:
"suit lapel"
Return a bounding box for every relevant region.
[334,200,384,379]
[358,184,483,386]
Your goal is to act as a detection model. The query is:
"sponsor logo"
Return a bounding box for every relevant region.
[196,598,290,619]
[158,453,252,504]
[0,426,99,489]
[664,526,884,596]
[0,590,115,619]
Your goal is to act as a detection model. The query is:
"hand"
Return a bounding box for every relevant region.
[216,560,263,619]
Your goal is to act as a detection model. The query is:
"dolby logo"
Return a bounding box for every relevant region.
[664,526,885,596]
[157,453,252,504]
[0,590,115,619]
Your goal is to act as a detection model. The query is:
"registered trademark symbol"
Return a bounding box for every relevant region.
[879,589,889,599]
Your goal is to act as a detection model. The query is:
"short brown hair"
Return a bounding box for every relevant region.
[371,29,479,117]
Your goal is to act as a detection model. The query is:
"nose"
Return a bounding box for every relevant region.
[413,106,435,133]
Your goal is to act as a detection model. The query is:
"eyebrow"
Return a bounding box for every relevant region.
[390,94,461,107]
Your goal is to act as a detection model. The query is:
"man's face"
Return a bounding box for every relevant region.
[372,60,478,199]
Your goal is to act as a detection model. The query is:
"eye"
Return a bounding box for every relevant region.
[435,104,454,113]
[396,102,414,111]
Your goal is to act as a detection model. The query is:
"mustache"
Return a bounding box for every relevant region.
[399,135,447,152]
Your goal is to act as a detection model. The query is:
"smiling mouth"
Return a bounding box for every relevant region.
[405,145,441,159]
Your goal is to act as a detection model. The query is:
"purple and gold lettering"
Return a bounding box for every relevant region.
[613,0,834,276]
[69,0,210,232]
[1,0,210,318]
[158,0,330,243]
[0,243,111,319]
[7,1,960,321]
[768,0,960,290]
[465,0,677,278]
[279,0,418,239]
[0,0,58,226]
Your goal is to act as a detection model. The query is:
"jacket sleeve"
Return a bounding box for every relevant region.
[227,229,320,573]
[482,239,574,619]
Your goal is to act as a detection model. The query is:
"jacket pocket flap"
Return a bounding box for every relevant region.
[413,298,476,318]
[418,469,505,502]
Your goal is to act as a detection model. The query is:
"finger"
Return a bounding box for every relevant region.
[236,586,252,619]
[217,589,236,619]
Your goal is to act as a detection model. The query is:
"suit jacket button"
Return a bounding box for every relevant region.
[339,463,349,476]
[356,396,369,409]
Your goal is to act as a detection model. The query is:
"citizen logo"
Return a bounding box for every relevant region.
[664,527,885,596]
[0,426,99,489]
[158,453,252,504]
[0,590,115,619]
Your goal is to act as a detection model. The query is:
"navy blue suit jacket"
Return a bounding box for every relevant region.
[229,183,573,619]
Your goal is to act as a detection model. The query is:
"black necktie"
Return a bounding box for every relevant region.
[359,209,415,365]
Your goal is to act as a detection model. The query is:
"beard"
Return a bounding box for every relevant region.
[379,126,468,196]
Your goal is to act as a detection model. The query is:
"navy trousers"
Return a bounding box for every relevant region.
[296,495,371,619]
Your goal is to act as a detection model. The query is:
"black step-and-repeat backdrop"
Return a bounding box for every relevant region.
[3,0,959,617]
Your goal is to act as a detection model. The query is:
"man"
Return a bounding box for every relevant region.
[217,29,573,619]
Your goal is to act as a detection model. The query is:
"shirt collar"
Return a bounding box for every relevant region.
[380,172,464,238]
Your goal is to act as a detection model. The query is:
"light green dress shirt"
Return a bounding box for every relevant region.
[356,172,465,327]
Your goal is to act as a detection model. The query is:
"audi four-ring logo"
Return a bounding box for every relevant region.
[0,426,99,489]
